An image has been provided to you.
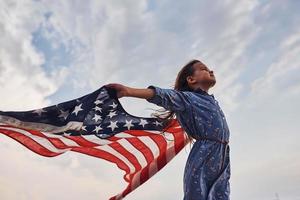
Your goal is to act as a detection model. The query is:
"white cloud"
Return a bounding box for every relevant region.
[34,0,263,116]
[250,27,300,105]
[229,27,300,200]
[1,0,300,199]
[0,0,67,110]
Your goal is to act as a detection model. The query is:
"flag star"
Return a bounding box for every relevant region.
[32,108,46,116]
[154,121,163,126]
[97,92,106,99]
[94,99,104,105]
[123,120,134,130]
[93,106,102,112]
[98,134,111,139]
[63,132,72,136]
[139,119,148,128]
[58,110,69,120]
[93,125,103,133]
[92,114,102,122]
[107,120,118,131]
[72,104,83,116]
[109,101,118,109]
[108,111,117,118]
[81,126,87,131]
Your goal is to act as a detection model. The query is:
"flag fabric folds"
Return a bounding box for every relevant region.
[0,85,189,200]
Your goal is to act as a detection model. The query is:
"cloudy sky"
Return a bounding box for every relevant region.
[0,0,299,199]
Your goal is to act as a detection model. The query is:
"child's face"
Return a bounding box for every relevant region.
[188,62,216,88]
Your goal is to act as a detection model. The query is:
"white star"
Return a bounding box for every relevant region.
[154,121,163,126]
[107,120,118,131]
[96,91,106,99]
[108,111,117,118]
[93,125,103,133]
[81,126,87,131]
[109,101,118,109]
[72,104,83,116]
[123,120,134,130]
[63,132,72,136]
[58,110,69,120]
[139,119,148,128]
[92,114,102,122]
[98,134,111,139]
[32,108,46,116]
[94,99,104,105]
[93,106,102,112]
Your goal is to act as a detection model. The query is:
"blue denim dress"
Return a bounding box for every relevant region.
[146,85,230,200]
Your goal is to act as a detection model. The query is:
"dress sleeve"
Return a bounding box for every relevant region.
[146,85,190,112]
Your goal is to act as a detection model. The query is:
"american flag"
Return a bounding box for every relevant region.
[0,85,189,200]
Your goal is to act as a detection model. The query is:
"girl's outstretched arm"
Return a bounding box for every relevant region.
[105,83,191,113]
[105,83,154,99]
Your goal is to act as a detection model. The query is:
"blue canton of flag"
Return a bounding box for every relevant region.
[0,86,167,138]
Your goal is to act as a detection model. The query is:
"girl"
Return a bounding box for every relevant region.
[105,59,231,200]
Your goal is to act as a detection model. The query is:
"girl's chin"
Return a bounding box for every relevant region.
[209,79,216,87]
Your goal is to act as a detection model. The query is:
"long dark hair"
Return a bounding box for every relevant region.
[151,59,202,150]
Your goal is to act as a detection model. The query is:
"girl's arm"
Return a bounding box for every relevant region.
[105,83,190,112]
[105,83,154,99]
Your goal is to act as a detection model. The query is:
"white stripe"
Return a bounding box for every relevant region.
[81,135,112,145]
[95,145,136,178]
[148,161,158,178]
[114,193,123,200]
[173,125,181,129]
[142,130,175,139]
[0,115,83,133]
[42,132,80,147]
[114,132,134,138]
[164,132,176,162]
[183,131,190,145]
[59,138,81,147]
[139,136,160,158]
[131,171,141,191]
[118,139,148,168]
[138,136,160,177]
[144,130,164,135]
[41,132,65,138]
[0,127,69,153]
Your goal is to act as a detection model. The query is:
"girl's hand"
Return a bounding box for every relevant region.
[105,83,130,98]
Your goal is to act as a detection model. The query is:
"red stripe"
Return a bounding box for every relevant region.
[28,129,72,149]
[173,129,187,154]
[118,132,175,199]
[0,119,188,200]
[0,128,62,157]
[125,137,155,183]
[109,141,142,180]
[70,146,131,182]
[64,135,105,147]
[148,133,168,171]
[125,137,154,164]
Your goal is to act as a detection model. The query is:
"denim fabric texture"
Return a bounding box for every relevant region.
[146,85,230,200]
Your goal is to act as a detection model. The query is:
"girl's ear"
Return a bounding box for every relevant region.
[186,75,196,84]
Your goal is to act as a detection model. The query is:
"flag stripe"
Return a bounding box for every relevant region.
[0,122,188,200]
[0,128,66,156]
[118,139,148,169]
[0,85,189,200]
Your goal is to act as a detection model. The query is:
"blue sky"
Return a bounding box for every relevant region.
[0,0,299,199]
